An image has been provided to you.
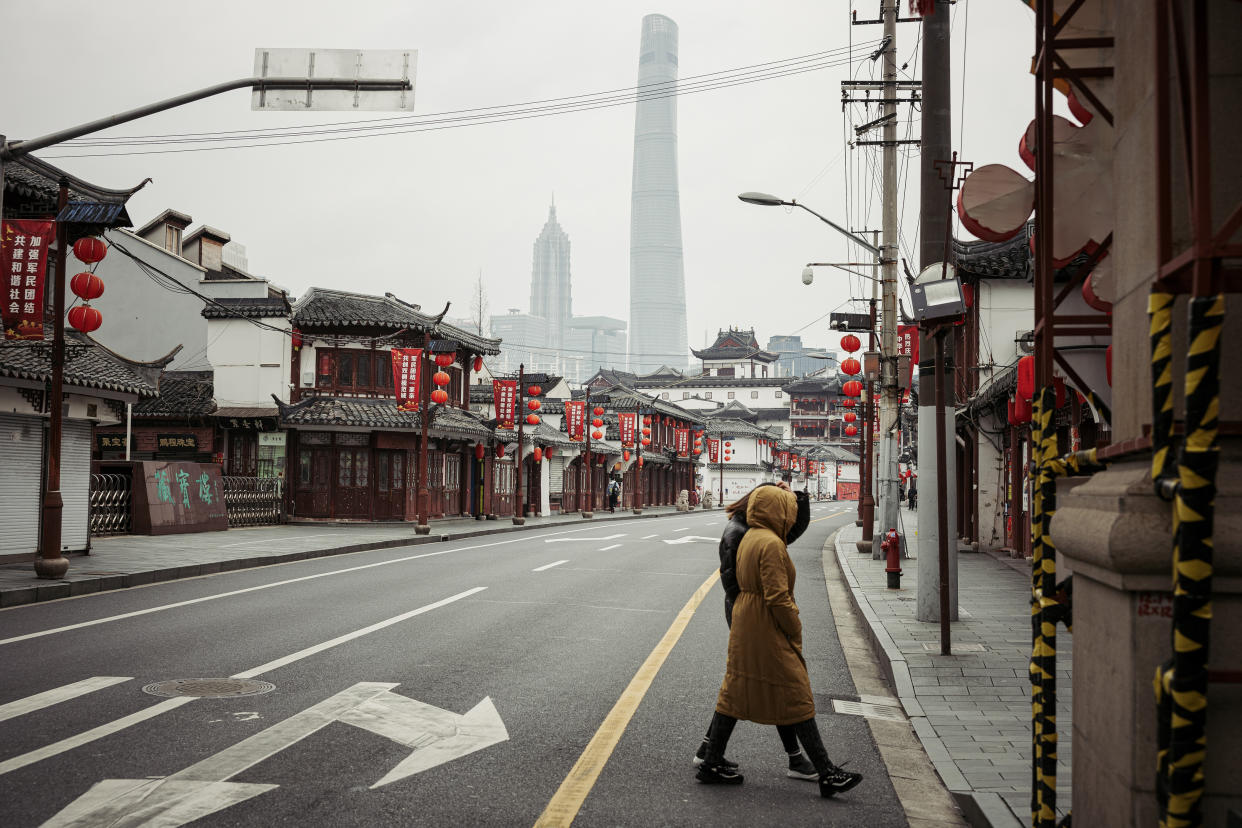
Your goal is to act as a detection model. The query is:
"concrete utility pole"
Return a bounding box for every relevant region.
[916,0,958,622]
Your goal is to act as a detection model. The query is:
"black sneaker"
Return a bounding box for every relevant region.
[693,742,738,769]
[786,752,819,780]
[819,765,863,797]
[696,761,744,785]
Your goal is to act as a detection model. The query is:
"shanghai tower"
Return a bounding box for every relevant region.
[628,13,687,374]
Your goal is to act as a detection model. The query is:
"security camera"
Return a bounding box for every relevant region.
[801,267,814,286]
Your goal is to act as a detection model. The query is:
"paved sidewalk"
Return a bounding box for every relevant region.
[0,506,697,608]
[832,517,1072,828]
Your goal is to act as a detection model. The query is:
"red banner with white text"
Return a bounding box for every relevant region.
[493,379,517,429]
[675,428,689,458]
[898,324,920,388]
[1,220,54,340]
[565,400,585,441]
[390,349,422,412]
[708,438,719,463]
[780,451,791,470]
[619,412,636,447]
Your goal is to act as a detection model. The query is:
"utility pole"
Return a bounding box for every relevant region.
[916,0,958,623]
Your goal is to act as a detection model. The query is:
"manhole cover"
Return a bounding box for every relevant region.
[832,699,908,722]
[142,679,275,698]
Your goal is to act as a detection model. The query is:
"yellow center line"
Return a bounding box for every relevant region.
[533,569,720,827]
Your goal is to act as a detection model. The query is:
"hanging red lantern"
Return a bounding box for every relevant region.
[845,425,859,437]
[496,443,506,458]
[72,236,107,264]
[641,437,651,446]
[545,446,556,458]
[623,449,631,461]
[433,370,451,386]
[526,413,540,426]
[434,353,454,367]
[592,430,603,440]
[593,406,605,416]
[474,443,486,460]
[642,415,651,425]
[528,385,542,397]
[844,412,857,423]
[843,380,863,397]
[840,334,861,353]
[641,427,651,436]
[592,417,604,427]
[70,271,105,301]
[638,457,644,468]
[533,447,543,463]
[473,355,483,372]
[693,448,702,455]
[843,399,855,408]
[528,399,541,411]
[430,388,449,405]
[725,441,732,447]
[291,328,303,350]
[841,357,862,376]
[67,304,102,333]
[1017,355,1035,400]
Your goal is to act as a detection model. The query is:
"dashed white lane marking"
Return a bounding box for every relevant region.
[0,677,131,723]
[533,560,569,572]
[0,588,486,777]
[641,535,658,540]
[598,544,621,552]
[673,527,691,532]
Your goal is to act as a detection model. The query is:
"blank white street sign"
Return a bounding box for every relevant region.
[252,48,416,111]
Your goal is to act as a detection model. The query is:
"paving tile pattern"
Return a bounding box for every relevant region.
[835,519,1072,826]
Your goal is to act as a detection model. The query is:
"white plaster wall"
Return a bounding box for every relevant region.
[975,417,1007,551]
[206,317,292,406]
[977,280,1033,382]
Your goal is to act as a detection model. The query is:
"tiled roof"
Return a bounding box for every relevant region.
[637,375,787,389]
[585,368,639,388]
[0,333,161,397]
[783,377,842,394]
[704,418,772,439]
[134,371,216,417]
[704,400,757,420]
[276,396,493,439]
[590,385,706,424]
[291,288,501,355]
[2,153,145,226]
[202,296,291,319]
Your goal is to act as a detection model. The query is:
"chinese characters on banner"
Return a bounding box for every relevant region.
[675,428,689,458]
[618,412,636,447]
[493,379,518,429]
[564,400,585,440]
[897,324,920,388]
[780,451,791,470]
[391,349,423,412]
[1,220,54,341]
[708,438,719,463]
[792,455,802,473]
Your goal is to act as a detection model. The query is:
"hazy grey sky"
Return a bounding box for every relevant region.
[2,1,1040,359]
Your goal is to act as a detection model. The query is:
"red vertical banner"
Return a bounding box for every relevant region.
[619,412,636,447]
[780,451,791,470]
[1,220,55,340]
[898,324,920,388]
[565,400,585,441]
[390,349,422,412]
[493,379,517,429]
[675,428,689,458]
[708,438,719,462]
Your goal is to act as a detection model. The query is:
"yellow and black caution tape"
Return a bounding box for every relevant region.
[1153,293,1222,828]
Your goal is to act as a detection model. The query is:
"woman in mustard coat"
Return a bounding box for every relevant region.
[696,485,863,798]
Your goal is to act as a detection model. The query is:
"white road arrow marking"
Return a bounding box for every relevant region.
[545,534,625,543]
[42,682,508,826]
[662,536,718,545]
[0,677,130,723]
[533,560,569,572]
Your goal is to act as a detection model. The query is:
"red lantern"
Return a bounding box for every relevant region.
[528,399,541,411]
[545,446,555,458]
[638,457,644,468]
[623,450,631,461]
[642,427,651,436]
[70,272,105,301]
[475,443,486,460]
[67,304,102,333]
[724,441,732,447]
[841,334,861,353]
[642,416,651,425]
[526,413,540,426]
[845,425,859,437]
[291,328,303,350]
[430,388,449,405]
[593,406,605,416]
[72,237,107,264]
[693,448,702,455]
[533,447,543,463]
[528,385,542,397]
[843,380,863,397]
[592,430,603,440]
[1017,355,1035,400]
[473,355,483,372]
[592,417,604,427]
[844,412,857,423]
[434,353,454,367]
[841,357,861,376]
[843,400,855,408]
[433,371,451,386]
[641,437,651,446]
[496,443,506,458]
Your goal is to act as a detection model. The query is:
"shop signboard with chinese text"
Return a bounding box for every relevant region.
[1,220,54,340]
[493,379,517,429]
[564,400,585,441]
[132,461,228,534]
[708,439,719,462]
[157,434,199,451]
[898,324,919,388]
[675,428,689,458]
[618,412,636,447]
[391,349,423,412]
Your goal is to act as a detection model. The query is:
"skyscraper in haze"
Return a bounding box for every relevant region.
[628,13,688,374]
[529,200,572,356]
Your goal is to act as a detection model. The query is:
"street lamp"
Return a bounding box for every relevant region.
[738,193,882,257]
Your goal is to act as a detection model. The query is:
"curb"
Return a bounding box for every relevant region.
[831,534,1023,828]
[0,507,704,609]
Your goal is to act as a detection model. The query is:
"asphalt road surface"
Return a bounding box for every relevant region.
[0,504,909,827]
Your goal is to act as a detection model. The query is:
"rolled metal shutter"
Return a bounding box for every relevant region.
[60,421,92,551]
[549,455,565,494]
[0,414,43,558]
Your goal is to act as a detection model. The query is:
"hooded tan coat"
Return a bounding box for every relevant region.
[714,485,815,725]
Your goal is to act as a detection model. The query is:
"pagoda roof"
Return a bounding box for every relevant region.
[291,288,500,355]
[691,328,778,362]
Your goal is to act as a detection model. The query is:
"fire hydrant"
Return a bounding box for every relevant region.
[883,528,902,590]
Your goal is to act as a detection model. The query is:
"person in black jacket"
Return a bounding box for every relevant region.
[693,479,817,780]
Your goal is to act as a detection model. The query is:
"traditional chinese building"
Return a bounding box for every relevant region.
[691,327,780,378]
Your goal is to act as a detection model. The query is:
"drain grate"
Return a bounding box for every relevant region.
[142,678,275,698]
[921,642,985,653]
[832,699,907,722]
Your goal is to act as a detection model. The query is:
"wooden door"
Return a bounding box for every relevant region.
[428,450,445,518]
[373,450,406,520]
[443,453,461,516]
[335,447,371,519]
[295,446,333,517]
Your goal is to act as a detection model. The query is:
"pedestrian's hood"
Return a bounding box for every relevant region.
[745,485,797,538]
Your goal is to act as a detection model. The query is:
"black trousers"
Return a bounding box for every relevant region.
[705,712,834,774]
